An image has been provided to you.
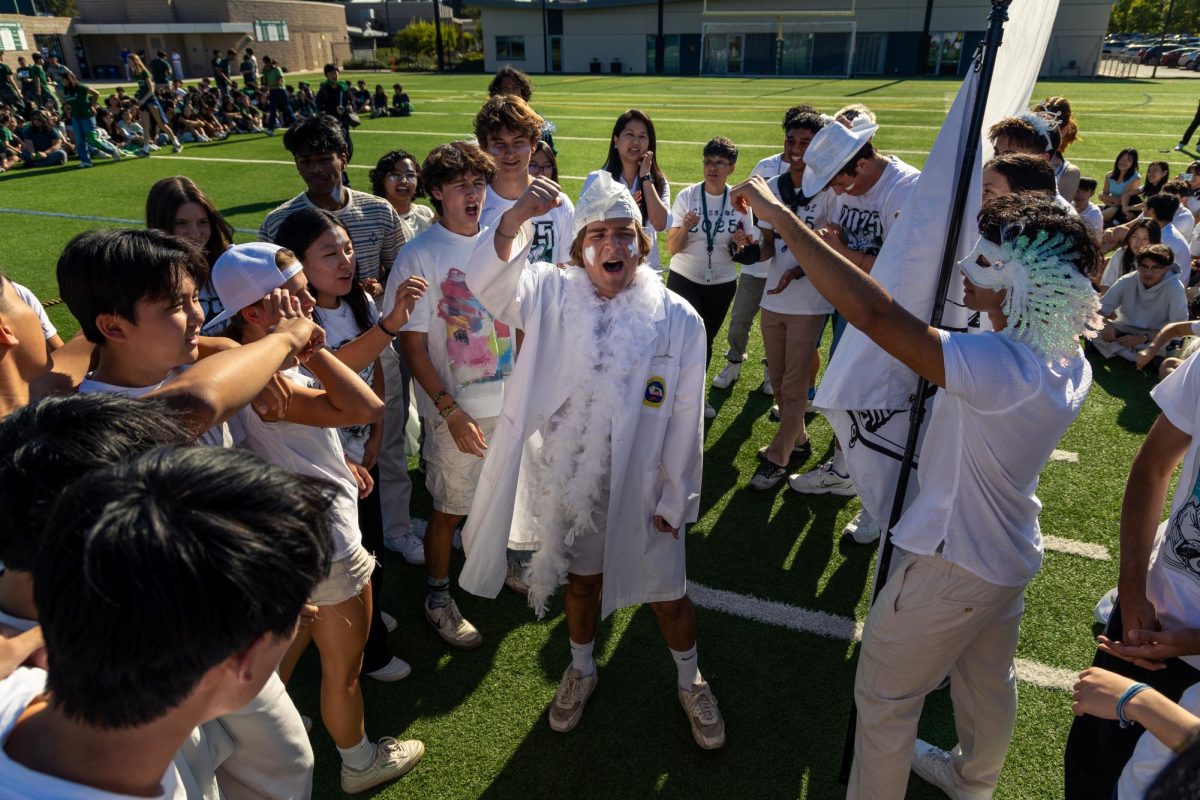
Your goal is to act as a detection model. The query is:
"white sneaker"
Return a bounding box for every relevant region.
[110,148,122,161]
[504,557,530,596]
[678,681,726,750]
[424,597,482,650]
[705,401,716,420]
[787,461,856,496]
[842,508,882,544]
[712,361,741,389]
[340,737,425,794]
[384,520,426,566]
[548,666,598,733]
[910,740,992,800]
[761,362,774,396]
[380,610,398,633]
[365,656,412,682]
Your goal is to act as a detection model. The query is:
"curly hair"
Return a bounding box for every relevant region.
[369,149,425,198]
[488,66,533,101]
[1136,243,1175,269]
[781,103,816,132]
[473,94,543,149]
[976,192,1100,279]
[282,114,348,156]
[421,142,496,215]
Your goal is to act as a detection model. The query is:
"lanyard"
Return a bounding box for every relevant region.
[700,187,728,283]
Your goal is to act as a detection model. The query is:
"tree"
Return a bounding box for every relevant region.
[393,19,460,60]
[1109,0,1200,33]
[43,0,79,17]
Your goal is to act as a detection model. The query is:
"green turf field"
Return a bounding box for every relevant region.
[0,72,1192,798]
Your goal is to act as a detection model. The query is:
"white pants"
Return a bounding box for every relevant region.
[829,407,927,536]
[848,552,1025,800]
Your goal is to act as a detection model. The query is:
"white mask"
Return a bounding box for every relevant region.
[957,236,1010,290]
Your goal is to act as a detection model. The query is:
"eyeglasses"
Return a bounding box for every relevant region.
[386,171,419,183]
[702,159,732,169]
[528,162,554,173]
[487,140,531,156]
[1137,262,1168,271]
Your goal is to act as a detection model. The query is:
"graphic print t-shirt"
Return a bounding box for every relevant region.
[1147,352,1200,670]
[667,182,754,285]
[390,223,514,421]
[479,188,575,266]
[830,155,920,256]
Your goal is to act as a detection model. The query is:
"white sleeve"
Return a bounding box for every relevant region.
[938,330,1037,413]
[669,186,690,230]
[552,194,576,265]
[1117,683,1200,800]
[1152,343,1200,436]
[11,282,56,340]
[393,252,432,334]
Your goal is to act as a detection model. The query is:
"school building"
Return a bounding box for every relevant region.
[474,0,1111,79]
[0,0,351,82]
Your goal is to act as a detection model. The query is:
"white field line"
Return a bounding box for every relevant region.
[1050,449,1079,462]
[152,153,593,182]
[1042,535,1110,561]
[0,207,257,234]
[687,581,1076,691]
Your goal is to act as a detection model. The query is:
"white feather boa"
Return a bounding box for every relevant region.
[523,265,661,618]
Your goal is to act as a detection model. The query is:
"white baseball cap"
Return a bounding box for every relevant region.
[571,171,642,242]
[207,242,301,327]
[800,118,880,198]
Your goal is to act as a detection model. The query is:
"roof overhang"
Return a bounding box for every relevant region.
[72,22,255,35]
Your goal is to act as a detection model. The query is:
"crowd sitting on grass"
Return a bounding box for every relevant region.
[11,64,1200,799]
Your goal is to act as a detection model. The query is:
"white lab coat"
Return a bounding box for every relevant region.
[458,225,706,618]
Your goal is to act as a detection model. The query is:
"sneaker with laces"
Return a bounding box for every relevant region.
[712,361,741,389]
[678,681,725,749]
[380,610,398,633]
[424,597,482,650]
[365,656,412,682]
[384,523,426,566]
[340,737,425,794]
[705,401,716,420]
[787,461,856,496]
[504,558,530,596]
[749,460,788,491]
[171,140,183,153]
[910,740,992,800]
[548,666,598,732]
[768,404,780,421]
[842,508,882,544]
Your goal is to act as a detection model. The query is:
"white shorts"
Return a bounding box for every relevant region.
[309,543,375,607]
[424,414,497,515]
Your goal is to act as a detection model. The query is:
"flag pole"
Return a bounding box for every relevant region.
[838,0,1014,784]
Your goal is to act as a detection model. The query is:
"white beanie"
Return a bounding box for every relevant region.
[571,171,642,242]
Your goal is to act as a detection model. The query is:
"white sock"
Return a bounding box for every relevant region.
[337,736,375,771]
[670,645,702,690]
[831,448,849,477]
[570,639,595,677]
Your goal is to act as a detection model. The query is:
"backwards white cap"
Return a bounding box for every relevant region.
[571,171,642,242]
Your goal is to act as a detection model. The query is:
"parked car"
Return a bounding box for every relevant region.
[1161,47,1192,67]
[1179,49,1200,69]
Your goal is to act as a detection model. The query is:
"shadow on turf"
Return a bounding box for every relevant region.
[1083,347,1161,435]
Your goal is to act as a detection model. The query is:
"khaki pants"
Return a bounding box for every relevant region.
[760,309,824,466]
[848,552,1025,800]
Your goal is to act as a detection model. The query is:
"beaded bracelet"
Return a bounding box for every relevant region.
[439,401,460,420]
[1116,682,1151,728]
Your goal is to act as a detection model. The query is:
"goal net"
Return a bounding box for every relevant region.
[699,20,858,78]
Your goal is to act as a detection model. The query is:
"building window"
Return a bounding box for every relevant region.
[496,35,525,60]
[0,22,27,52]
[255,20,290,42]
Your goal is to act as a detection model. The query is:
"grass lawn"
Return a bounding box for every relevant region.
[0,71,1191,798]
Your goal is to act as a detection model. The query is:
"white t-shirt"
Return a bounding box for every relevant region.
[78,367,237,449]
[757,174,836,316]
[745,154,789,279]
[1161,222,1191,275]
[10,283,56,341]
[389,223,514,421]
[1079,203,1104,243]
[1173,204,1196,243]
[830,155,920,256]
[0,668,187,799]
[667,182,754,286]
[580,169,671,270]
[1118,682,1200,798]
[397,204,436,243]
[891,330,1091,587]
[479,187,576,266]
[308,294,379,464]
[1146,353,1200,670]
[1191,220,1200,259]
[237,367,361,562]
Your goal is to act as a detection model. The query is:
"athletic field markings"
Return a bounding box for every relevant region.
[0,207,257,234]
[686,582,1077,691]
[1042,535,1109,561]
[1051,449,1079,462]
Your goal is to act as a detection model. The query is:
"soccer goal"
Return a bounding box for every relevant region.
[699,19,858,78]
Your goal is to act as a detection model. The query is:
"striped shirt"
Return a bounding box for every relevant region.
[259,189,406,282]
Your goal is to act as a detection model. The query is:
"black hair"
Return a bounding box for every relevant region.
[1110,147,1139,184]
[370,148,426,198]
[530,140,558,182]
[0,394,192,572]
[977,192,1100,279]
[1119,217,1162,275]
[273,208,375,333]
[323,63,338,76]
[1077,177,1097,193]
[834,141,877,179]
[984,153,1057,196]
[57,229,209,345]
[36,445,335,729]
[282,114,348,157]
[703,136,738,164]
[785,109,827,136]
[1146,192,1180,223]
[603,109,667,224]
[1137,243,1175,269]
[488,66,533,101]
[781,104,816,132]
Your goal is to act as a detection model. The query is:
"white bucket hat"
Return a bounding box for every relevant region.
[571,171,642,242]
[207,242,300,327]
[800,118,880,197]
